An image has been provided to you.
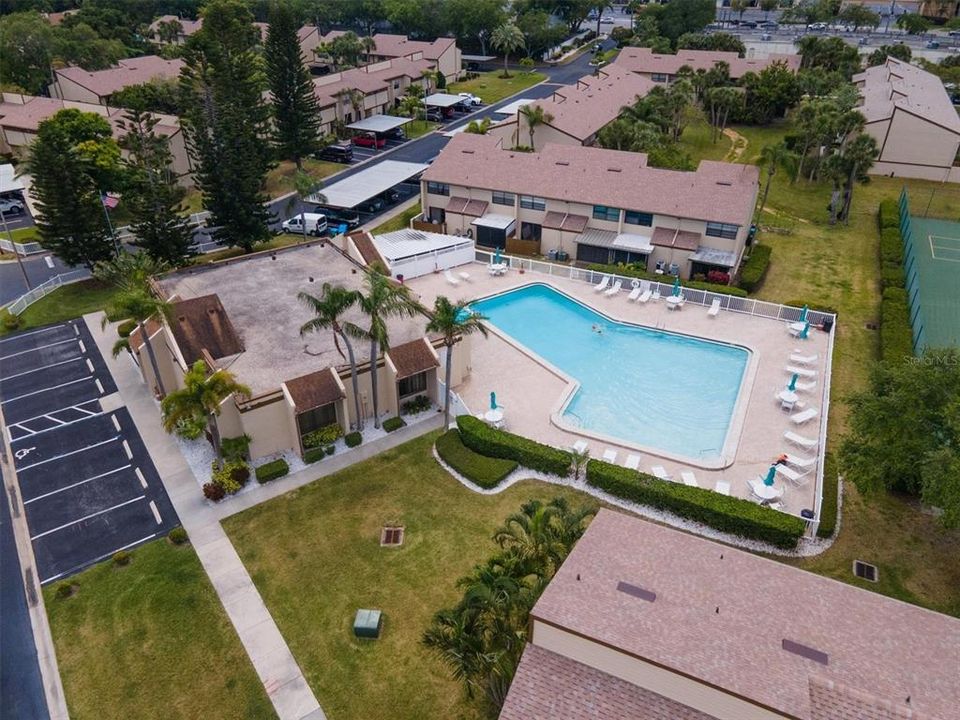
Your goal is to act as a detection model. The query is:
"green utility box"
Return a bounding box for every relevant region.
[353,609,382,639]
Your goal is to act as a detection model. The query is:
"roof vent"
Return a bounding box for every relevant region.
[782,639,829,665]
[716,181,732,186]
[853,560,878,582]
[616,581,656,602]
[462,149,474,155]
[555,161,569,166]
[607,167,622,173]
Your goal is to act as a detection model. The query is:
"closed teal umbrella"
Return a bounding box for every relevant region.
[799,321,810,340]
[672,276,681,297]
[799,304,808,322]
[493,246,501,264]
[490,392,497,410]
[788,373,798,391]
[763,465,777,487]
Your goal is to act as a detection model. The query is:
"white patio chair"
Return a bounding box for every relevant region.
[783,452,816,469]
[604,280,623,297]
[784,430,818,449]
[789,352,819,365]
[785,365,817,378]
[593,275,610,292]
[602,448,618,463]
[681,471,698,487]
[714,480,731,496]
[637,289,652,303]
[458,270,471,282]
[775,463,811,487]
[625,454,641,470]
[790,407,818,425]
[444,269,460,286]
[707,298,721,317]
[571,440,589,454]
[651,465,671,481]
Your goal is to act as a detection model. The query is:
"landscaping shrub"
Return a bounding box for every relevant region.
[816,452,839,539]
[211,460,247,494]
[457,415,572,476]
[401,394,431,414]
[220,434,251,461]
[304,446,326,464]
[54,582,75,599]
[325,444,335,455]
[879,227,903,266]
[585,459,806,548]
[880,287,913,363]
[383,417,406,433]
[877,199,899,230]
[202,482,225,501]
[2,311,21,331]
[112,550,132,566]
[345,431,362,448]
[880,263,905,290]
[168,527,189,545]
[585,263,748,297]
[738,244,772,293]
[255,458,289,483]
[302,423,344,449]
[436,430,517,489]
[117,319,137,338]
[783,299,839,315]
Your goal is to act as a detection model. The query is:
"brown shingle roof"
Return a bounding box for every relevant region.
[531,509,960,720]
[651,226,702,250]
[56,56,184,99]
[387,338,437,380]
[169,294,243,365]
[350,231,385,267]
[500,644,716,720]
[283,368,344,413]
[128,318,162,353]
[614,47,800,79]
[854,58,960,135]
[0,97,178,138]
[808,675,932,720]
[423,133,758,226]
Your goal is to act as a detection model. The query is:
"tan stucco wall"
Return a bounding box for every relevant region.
[239,395,299,459]
[531,621,788,720]
[881,109,960,170]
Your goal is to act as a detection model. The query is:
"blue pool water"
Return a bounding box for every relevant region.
[471,284,749,460]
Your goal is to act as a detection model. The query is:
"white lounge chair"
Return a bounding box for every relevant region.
[714,480,731,496]
[650,289,661,302]
[784,430,818,449]
[604,280,623,297]
[444,270,460,286]
[795,380,817,392]
[627,284,643,301]
[707,298,721,317]
[789,352,819,365]
[624,454,641,470]
[775,463,811,486]
[637,289,652,303]
[782,452,816,469]
[681,471,698,487]
[790,407,818,425]
[593,275,610,292]
[651,465,671,481]
[785,365,817,378]
[602,448,618,463]
[458,270,471,282]
[571,440,589,454]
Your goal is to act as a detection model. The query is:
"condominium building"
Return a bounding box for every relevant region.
[49,56,185,105]
[419,133,759,282]
[854,57,960,182]
[500,509,960,720]
[613,47,800,84]
[318,31,461,82]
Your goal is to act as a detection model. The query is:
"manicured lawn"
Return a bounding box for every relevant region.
[403,119,438,139]
[44,539,275,720]
[447,71,547,105]
[179,186,204,216]
[223,432,596,720]
[677,116,732,163]
[6,225,42,244]
[1,280,120,336]
[371,202,420,235]
[265,158,344,199]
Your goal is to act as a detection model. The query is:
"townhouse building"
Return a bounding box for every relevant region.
[613,46,800,84]
[50,56,185,105]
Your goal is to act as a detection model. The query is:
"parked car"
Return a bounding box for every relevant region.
[759,21,778,29]
[315,206,361,230]
[808,22,828,30]
[926,40,941,49]
[352,134,387,148]
[457,92,482,106]
[949,30,960,37]
[384,126,406,140]
[425,108,443,122]
[315,142,353,163]
[740,20,758,29]
[281,212,328,236]
[357,196,383,213]
[0,198,25,215]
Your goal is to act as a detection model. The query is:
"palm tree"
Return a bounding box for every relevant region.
[730,0,748,24]
[347,269,421,429]
[422,607,489,699]
[493,497,594,577]
[838,134,879,224]
[518,104,554,149]
[425,296,489,428]
[756,142,787,219]
[593,1,613,39]
[491,22,525,79]
[360,35,376,58]
[105,286,171,396]
[161,360,250,458]
[298,284,364,430]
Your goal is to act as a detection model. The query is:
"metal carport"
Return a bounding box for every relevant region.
[306,160,430,208]
[346,115,412,134]
[424,92,464,108]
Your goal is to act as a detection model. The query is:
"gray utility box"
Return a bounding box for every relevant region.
[353,609,383,639]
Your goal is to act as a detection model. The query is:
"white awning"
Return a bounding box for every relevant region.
[471,214,516,231]
[306,160,429,208]
[346,115,411,134]
[612,232,654,254]
[0,164,24,194]
[495,98,535,116]
[424,92,464,108]
[688,246,738,268]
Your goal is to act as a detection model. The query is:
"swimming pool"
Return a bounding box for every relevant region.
[470,284,749,461]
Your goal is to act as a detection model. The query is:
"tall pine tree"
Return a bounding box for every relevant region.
[118,108,195,266]
[23,109,121,269]
[265,1,321,169]
[179,0,273,253]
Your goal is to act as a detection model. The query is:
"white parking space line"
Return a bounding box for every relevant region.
[17,436,119,471]
[0,376,93,405]
[95,379,104,395]
[30,495,145,540]
[0,325,66,345]
[112,415,121,432]
[135,467,147,488]
[78,340,85,354]
[86,359,95,373]
[122,440,132,459]
[24,465,132,505]
[149,501,162,524]
[1,338,77,361]
[1,357,83,381]
[39,533,157,585]
[7,406,105,443]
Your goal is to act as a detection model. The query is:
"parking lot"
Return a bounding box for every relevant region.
[0,320,177,583]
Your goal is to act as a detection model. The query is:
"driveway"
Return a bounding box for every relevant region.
[0,320,178,583]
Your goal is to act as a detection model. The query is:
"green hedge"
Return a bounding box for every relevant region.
[816,452,838,539]
[879,227,903,266]
[585,263,748,297]
[585,459,806,548]
[783,299,839,315]
[302,423,343,449]
[383,416,406,433]
[256,458,289,483]
[457,415,572,476]
[877,198,899,230]
[436,430,517,489]
[738,244,772,293]
[303,446,326,464]
[880,287,913,363]
[880,263,905,290]
[345,431,362,448]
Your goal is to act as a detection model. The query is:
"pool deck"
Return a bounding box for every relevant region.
[407,264,832,518]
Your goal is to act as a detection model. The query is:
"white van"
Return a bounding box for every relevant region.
[281,212,328,236]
